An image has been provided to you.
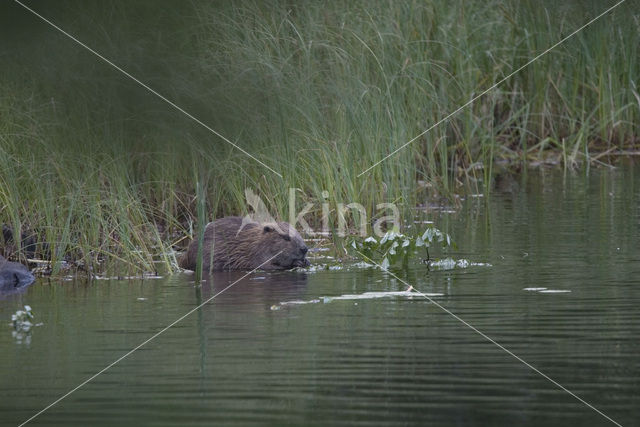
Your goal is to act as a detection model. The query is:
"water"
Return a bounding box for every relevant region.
[1,166,639,426]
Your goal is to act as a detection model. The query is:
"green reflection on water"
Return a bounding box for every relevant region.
[1,166,639,426]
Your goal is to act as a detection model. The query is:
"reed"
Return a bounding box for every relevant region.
[0,0,637,273]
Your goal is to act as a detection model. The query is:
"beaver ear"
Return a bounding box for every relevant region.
[263,225,274,233]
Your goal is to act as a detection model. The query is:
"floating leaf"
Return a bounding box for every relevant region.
[422,228,434,242]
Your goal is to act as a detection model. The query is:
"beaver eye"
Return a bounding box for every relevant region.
[281,234,291,241]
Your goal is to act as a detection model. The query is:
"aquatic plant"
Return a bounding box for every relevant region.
[350,227,454,269]
[0,0,637,274]
[11,305,34,332]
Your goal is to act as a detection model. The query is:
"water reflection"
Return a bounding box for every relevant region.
[195,271,309,308]
[1,166,639,426]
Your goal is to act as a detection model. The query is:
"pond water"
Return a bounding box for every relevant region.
[1,166,639,426]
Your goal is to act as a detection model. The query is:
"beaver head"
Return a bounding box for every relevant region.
[252,221,310,270]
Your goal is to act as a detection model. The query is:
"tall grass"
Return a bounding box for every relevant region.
[0,0,637,273]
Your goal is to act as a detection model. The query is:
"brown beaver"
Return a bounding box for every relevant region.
[179,216,310,272]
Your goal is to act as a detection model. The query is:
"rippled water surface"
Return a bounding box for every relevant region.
[1,166,639,426]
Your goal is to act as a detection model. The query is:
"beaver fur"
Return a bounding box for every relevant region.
[179,216,309,272]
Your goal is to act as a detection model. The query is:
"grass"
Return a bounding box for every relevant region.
[0,0,637,274]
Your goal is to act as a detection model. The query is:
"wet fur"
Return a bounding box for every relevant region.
[179,216,309,272]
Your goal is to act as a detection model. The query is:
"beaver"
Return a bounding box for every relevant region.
[179,216,310,272]
[0,255,35,292]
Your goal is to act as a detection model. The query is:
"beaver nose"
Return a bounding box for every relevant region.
[301,246,308,255]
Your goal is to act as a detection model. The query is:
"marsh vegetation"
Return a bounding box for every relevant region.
[0,0,637,274]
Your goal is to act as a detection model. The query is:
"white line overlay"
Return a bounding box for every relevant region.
[356,251,622,427]
[13,0,282,178]
[358,0,626,176]
[18,251,284,426]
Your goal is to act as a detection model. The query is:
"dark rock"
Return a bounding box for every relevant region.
[0,255,35,292]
